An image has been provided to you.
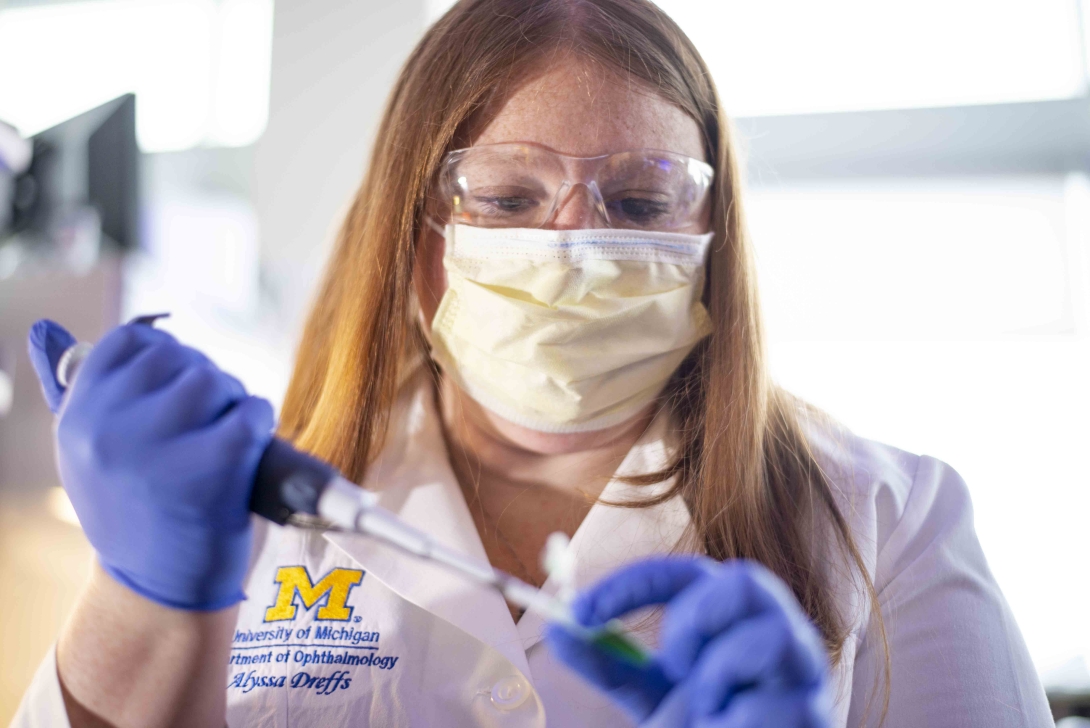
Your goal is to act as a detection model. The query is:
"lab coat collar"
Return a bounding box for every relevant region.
[515,414,692,652]
[324,371,692,678]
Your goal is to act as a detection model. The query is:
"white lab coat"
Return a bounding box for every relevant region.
[13,369,1052,727]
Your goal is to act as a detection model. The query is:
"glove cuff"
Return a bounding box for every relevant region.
[101,561,247,611]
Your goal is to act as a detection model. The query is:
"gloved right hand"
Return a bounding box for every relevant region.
[27,320,274,610]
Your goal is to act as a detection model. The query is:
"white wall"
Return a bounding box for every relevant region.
[254,0,424,340]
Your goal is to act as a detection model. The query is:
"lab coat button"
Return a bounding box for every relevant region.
[489,676,530,710]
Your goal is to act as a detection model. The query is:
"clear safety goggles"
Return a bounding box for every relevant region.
[440,143,714,231]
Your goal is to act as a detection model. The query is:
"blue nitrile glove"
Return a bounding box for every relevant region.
[27,319,274,610]
[545,557,831,728]
[27,319,77,414]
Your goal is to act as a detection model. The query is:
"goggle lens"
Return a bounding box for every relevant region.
[443,144,713,231]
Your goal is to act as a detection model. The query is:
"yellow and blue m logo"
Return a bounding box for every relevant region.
[264,566,364,622]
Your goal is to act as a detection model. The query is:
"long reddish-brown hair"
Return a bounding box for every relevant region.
[279,0,887,715]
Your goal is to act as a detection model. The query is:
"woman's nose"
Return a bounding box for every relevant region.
[547,184,608,229]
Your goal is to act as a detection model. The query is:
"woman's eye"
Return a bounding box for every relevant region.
[609,197,671,222]
[473,196,538,215]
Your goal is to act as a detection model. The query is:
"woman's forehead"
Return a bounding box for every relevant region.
[472,58,705,162]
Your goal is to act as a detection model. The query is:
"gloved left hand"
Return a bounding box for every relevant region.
[545,557,831,728]
[27,319,274,611]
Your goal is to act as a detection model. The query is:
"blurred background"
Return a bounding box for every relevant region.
[1,0,1088,722]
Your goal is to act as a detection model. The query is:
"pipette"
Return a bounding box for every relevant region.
[312,476,648,663]
[52,316,651,666]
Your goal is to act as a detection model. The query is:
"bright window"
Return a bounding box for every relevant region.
[659,0,1086,115]
[0,0,274,152]
[425,0,1087,115]
[749,177,1072,340]
[749,174,1090,681]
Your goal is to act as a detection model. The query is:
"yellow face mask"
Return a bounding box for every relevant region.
[430,224,713,433]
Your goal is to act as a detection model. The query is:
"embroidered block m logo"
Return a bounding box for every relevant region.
[264,566,364,622]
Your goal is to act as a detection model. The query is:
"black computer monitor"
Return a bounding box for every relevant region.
[7,93,140,251]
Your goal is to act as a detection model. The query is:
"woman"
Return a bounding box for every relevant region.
[16,0,1050,726]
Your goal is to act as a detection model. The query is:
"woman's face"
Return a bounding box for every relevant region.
[416,56,707,454]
